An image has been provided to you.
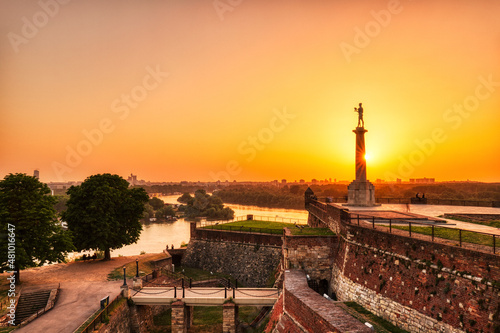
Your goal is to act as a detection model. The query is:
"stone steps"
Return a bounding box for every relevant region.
[15,290,51,325]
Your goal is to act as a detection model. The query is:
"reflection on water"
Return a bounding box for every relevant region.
[111,194,308,257]
[111,219,191,257]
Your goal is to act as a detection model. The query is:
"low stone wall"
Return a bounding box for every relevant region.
[269,270,371,333]
[150,255,172,270]
[182,239,281,287]
[97,301,169,333]
[98,300,130,333]
[192,228,283,246]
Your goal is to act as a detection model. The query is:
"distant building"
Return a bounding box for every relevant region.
[299,179,305,184]
[281,179,287,185]
[396,178,402,184]
[127,174,138,186]
[33,169,39,179]
[415,177,435,184]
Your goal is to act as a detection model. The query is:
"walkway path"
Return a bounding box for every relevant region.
[349,204,500,235]
[133,287,279,306]
[3,253,162,333]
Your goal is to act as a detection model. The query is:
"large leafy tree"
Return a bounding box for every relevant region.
[62,174,148,260]
[0,173,74,283]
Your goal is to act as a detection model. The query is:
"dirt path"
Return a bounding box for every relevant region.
[18,253,163,285]
[1,253,165,333]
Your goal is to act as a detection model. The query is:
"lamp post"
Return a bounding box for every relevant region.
[122,266,127,287]
[136,259,139,277]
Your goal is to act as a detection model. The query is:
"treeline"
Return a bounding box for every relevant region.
[375,183,500,201]
[213,183,500,210]
[137,184,216,195]
[214,186,305,209]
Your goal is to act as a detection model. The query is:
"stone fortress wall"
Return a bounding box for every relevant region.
[180,202,500,332]
[308,199,500,333]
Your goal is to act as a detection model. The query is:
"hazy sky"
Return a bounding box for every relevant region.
[1,0,499,183]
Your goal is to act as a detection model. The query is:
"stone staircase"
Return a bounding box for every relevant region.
[15,290,51,325]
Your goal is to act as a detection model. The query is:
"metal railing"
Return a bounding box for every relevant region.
[348,213,498,254]
[76,295,121,333]
[162,269,227,287]
[198,215,307,228]
[135,277,279,301]
[201,224,286,235]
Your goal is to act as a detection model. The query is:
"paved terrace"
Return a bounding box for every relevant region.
[349,205,500,236]
[132,287,279,306]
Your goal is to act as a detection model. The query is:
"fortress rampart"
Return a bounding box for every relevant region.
[307,200,500,333]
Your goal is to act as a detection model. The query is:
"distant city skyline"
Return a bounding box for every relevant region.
[45,171,487,186]
[1,1,499,183]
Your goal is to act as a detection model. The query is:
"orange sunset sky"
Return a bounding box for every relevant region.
[1,0,499,183]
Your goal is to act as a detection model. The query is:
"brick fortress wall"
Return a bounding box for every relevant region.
[308,200,500,333]
[265,270,371,333]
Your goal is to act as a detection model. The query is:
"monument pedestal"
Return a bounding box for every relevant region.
[345,180,379,207]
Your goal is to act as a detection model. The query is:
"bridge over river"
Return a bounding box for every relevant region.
[132,286,279,306]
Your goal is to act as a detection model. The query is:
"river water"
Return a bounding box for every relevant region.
[110,194,308,256]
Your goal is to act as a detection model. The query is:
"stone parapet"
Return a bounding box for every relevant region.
[281,270,371,333]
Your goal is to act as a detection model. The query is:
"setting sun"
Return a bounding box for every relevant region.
[0,1,499,183]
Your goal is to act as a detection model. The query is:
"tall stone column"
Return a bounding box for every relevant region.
[344,124,379,207]
[354,127,367,182]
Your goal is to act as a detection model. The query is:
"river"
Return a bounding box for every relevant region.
[110,194,308,257]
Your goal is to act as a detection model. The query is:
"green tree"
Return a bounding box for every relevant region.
[53,195,69,214]
[149,197,165,210]
[177,192,193,203]
[0,173,74,283]
[143,203,155,221]
[183,189,234,220]
[156,205,176,219]
[62,174,148,260]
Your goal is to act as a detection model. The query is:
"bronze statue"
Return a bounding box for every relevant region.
[354,103,364,127]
